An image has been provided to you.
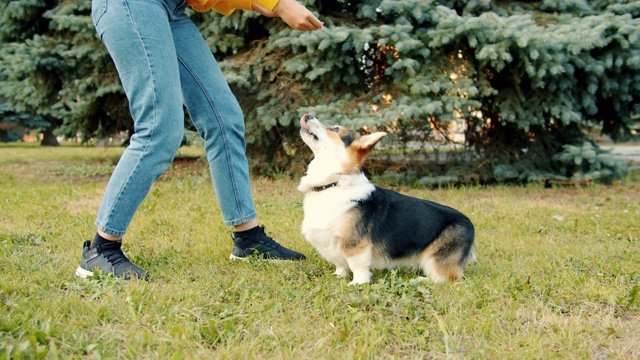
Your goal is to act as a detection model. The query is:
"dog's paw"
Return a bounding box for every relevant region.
[347,271,371,285]
[334,267,349,278]
[347,275,371,286]
[409,276,431,285]
[347,279,369,286]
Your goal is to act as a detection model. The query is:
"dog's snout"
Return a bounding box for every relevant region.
[300,114,316,130]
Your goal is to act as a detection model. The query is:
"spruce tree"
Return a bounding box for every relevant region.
[46,1,131,143]
[1,0,636,183]
[205,0,638,182]
[0,0,126,145]
[0,0,61,145]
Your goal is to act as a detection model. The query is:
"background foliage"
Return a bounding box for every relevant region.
[0,0,129,146]
[1,0,638,183]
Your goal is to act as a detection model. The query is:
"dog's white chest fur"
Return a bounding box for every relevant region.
[300,175,374,264]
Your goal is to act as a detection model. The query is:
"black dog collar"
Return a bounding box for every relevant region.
[312,182,338,192]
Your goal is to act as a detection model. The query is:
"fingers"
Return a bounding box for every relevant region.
[308,15,323,30]
[292,20,321,31]
[297,14,323,31]
[286,12,323,31]
[271,0,323,31]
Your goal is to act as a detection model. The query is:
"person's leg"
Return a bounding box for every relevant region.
[77,0,186,278]
[94,0,185,237]
[169,13,305,260]
[172,20,255,227]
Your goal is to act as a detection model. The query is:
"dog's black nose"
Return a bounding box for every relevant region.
[302,114,315,123]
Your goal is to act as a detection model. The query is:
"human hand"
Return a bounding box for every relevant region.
[252,0,323,31]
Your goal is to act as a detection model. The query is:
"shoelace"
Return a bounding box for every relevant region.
[235,227,281,250]
[254,227,281,248]
[99,243,130,267]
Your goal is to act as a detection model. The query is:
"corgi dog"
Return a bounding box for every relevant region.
[298,114,476,285]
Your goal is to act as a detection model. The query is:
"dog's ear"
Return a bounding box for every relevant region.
[347,132,387,171]
[353,132,387,151]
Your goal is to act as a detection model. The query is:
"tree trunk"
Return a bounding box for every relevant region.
[40,126,59,146]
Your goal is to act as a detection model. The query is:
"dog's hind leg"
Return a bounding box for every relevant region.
[419,256,450,283]
[430,256,465,282]
[420,223,473,282]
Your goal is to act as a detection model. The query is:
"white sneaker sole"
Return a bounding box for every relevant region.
[228,254,291,263]
[75,266,93,278]
[229,254,249,261]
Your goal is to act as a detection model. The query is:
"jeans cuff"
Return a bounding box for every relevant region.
[224,212,257,227]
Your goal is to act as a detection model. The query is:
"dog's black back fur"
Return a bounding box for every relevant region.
[352,187,475,260]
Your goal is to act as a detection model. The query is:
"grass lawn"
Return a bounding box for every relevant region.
[1,143,639,359]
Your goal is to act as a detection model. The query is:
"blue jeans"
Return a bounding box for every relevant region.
[92,0,257,236]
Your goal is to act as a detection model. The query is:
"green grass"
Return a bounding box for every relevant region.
[1,144,639,359]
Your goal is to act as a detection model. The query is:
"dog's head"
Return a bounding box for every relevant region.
[299,114,386,189]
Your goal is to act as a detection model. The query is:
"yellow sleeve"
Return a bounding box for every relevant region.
[252,0,279,11]
[187,0,279,15]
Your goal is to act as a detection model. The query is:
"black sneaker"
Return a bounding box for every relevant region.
[229,226,306,261]
[75,240,148,280]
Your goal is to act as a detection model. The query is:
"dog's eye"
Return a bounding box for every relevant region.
[329,126,339,132]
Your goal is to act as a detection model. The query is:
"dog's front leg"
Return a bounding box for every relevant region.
[344,246,372,285]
